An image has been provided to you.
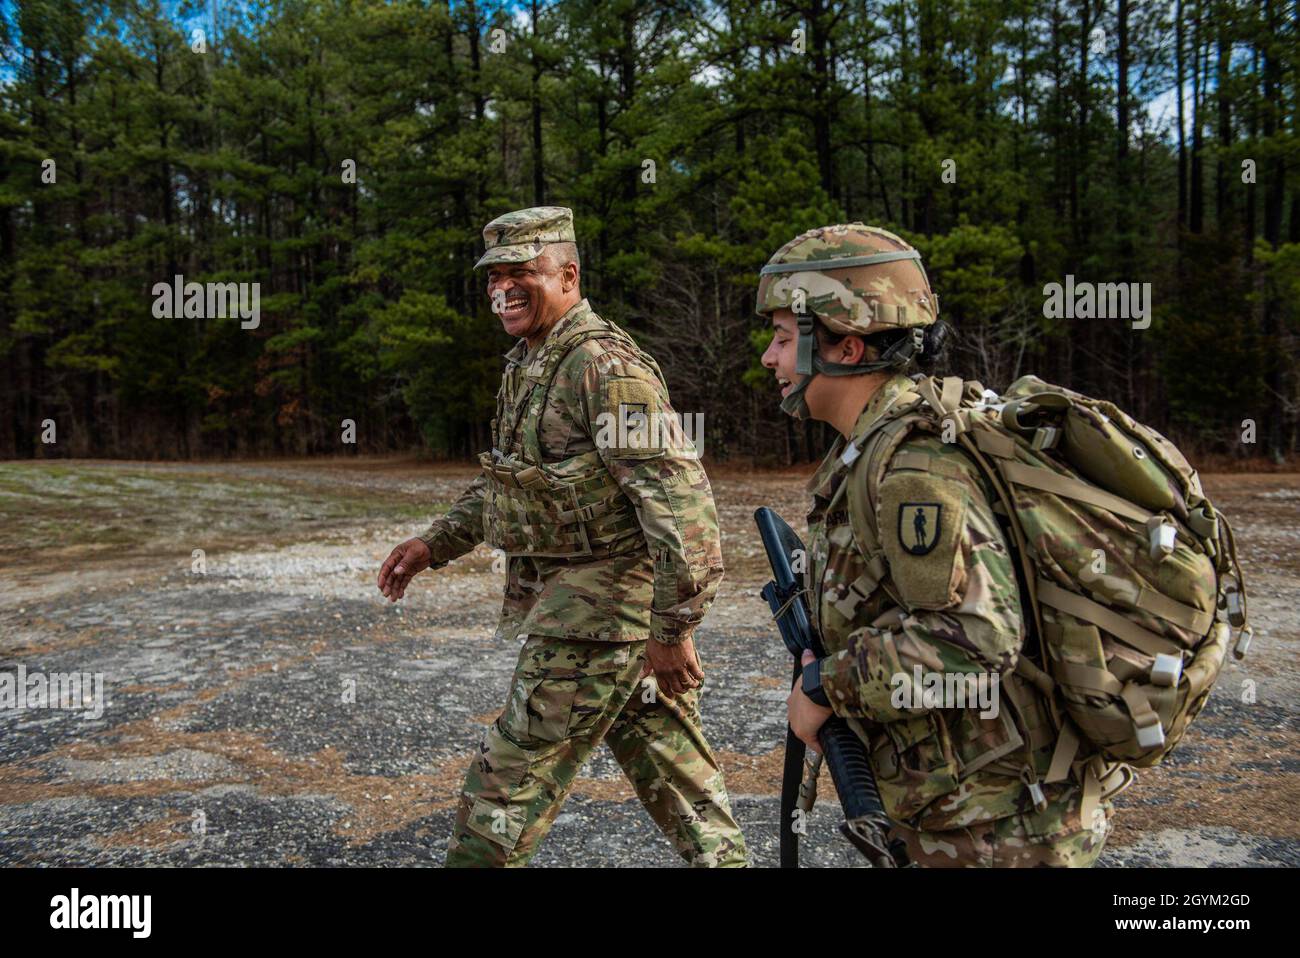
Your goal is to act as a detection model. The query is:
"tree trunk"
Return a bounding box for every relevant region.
[1189,3,1204,234]
[1214,8,1233,234]
[1176,0,1187,229]
[1116,0,1130,256]
[531,0,545,205]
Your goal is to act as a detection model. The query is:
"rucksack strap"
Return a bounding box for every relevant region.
[914,375,965,417]
[1036,579,1183,657]
[999,461,1155,523]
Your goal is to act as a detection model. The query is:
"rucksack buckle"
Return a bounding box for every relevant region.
[1031,426,1060,451]
[1187,504,1219,543]
[1135,716,1165,750]
[1224,583,1246,627]
[1146,517,1177,561]
[1233,626,1252,660]
[1020,767,1048,813]
[1150,652,1183,687]
[1028,781,1046,811]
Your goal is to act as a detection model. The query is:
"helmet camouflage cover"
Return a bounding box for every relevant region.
[757,223,940,419]
[756,223,938,335]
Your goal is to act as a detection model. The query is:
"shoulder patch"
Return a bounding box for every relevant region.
[879,473,967,610]
[599,375,664,458]
[897,502,942,555]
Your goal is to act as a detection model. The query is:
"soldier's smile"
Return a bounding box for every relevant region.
[499,291,531,321]
[485,259,561,343]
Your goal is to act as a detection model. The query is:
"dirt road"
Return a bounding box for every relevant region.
[1,459,1295,866]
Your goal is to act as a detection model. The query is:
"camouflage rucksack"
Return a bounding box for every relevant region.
[843,374,1250,793]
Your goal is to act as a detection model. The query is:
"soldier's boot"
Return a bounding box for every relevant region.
[605,663,749,868]
[890,790,1112,867]
[445,636,641,867]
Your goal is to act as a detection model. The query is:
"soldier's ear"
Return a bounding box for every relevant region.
[839,335,868,365]
[562,260,580,292]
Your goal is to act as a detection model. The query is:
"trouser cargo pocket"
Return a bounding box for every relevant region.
[502,636,634,748]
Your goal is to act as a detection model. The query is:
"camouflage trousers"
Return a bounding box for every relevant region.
[889,790,1113,867]
[445,635,748,867]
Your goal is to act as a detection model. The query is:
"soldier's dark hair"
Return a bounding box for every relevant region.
[813,318,954,375]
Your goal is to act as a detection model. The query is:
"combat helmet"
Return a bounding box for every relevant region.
[756,223,938,418]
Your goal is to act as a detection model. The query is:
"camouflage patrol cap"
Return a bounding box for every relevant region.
[475,206,576,269]
[756,223,938,335]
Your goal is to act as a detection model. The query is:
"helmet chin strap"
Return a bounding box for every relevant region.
[778,315,926,420]
[778,374,815,419]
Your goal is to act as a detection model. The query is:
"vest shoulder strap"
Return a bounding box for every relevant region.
[519,310,658,462]
[839,397,933,610]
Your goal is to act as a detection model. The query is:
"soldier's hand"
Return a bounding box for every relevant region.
[788,650,833,753]
[378,538,433,602]
[642,635,705,699]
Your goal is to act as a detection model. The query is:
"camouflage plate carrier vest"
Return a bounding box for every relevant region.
[479,310,654,559]
[825,374,1250,825]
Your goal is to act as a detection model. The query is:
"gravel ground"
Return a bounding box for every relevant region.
[0,459,1296,867]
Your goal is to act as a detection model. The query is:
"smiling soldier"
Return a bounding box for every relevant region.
[759,223,1120,867]
[377,206,747,868]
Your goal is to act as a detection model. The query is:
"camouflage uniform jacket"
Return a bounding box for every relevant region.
[419,299,723,646]
[807,374,1066,832]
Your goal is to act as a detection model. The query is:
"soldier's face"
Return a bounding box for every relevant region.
[761,310,804,402]
[485,254,573,339]
[762,309,867,420]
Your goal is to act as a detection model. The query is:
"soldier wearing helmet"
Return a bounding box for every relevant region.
[760,223,1113,866]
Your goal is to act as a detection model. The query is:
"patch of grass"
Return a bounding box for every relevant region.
[0,462,451,560]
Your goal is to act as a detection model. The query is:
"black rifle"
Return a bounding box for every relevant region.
[755,506,901,868]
